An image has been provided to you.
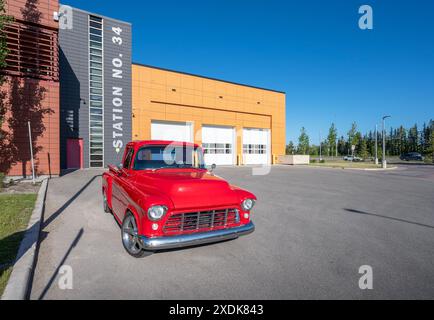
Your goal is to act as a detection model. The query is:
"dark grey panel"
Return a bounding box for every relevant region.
[59,8,89,169]
[59,6,132,169]
[103,19,132,167]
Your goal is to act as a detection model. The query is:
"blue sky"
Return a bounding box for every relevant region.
[64,0,434,144]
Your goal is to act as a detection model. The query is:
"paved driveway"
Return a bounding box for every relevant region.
[30,165,434,299]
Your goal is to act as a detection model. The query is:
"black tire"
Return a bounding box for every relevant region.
[103,189,111,213]
[121,212,153,258]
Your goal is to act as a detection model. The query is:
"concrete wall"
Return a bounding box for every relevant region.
[278,155,310,165]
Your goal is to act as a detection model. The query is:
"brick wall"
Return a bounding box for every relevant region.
[6,0,59,28]
[1,0,60,176]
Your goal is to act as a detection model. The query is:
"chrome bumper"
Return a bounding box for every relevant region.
[138,222,255,250]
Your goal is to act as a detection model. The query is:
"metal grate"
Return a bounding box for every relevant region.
[163,208,240,234]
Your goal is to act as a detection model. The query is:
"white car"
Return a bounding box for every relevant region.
[343,156,362,162]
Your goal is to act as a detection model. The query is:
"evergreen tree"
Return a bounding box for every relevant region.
[337,136,346,156]
[408,124,418,152]
[285,141,295,155]
[327,123,337,156]
[347,122,358,148]
[297,127,310,155]
[359,139,369,159]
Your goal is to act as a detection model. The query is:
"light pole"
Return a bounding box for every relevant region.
[382,115,391,168]
[319,130,322,161]
[375,124,378,165]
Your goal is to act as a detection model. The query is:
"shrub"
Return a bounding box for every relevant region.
[320,159,326,163]
[310,159,317,163]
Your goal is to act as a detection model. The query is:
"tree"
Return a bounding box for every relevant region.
[359,139,369,159]
[297,127,310,155]
[285,141,295,155]
[327,123,337,157]
[337,136,346,156]
[347,122,359,153]
[408,124,418,152]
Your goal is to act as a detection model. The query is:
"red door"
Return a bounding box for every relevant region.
[67,138,83,169]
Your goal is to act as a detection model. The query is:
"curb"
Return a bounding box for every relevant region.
[1,178,48,300]
[307,165,398,171]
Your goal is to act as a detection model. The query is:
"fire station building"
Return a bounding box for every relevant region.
[1,0,285,176]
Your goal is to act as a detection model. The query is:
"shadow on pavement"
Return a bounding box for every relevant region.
[43,174,101,228]
[344,208,434,229]
[37,228,84,300]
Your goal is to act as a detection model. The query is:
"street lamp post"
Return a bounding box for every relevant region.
[375,124,378,165]
[382,115,391,169]
[319,130,322,161]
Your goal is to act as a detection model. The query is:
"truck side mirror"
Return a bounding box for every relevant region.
[210,163,216,172]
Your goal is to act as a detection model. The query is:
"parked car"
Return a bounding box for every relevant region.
[400,152,424,161]
[102,140,256,257]
[343,156,363,162]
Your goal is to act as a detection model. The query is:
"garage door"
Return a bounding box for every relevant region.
[243,128,270,165]
[151,121,193,143]
[202,125,236,165]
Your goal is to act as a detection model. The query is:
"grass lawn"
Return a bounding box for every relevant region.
[0,194,37,296]
[309,161,383,169]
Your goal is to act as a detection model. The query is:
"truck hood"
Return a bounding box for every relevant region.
[134,169,240,210]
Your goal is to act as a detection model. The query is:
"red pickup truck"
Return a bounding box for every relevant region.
[102,140,256,257]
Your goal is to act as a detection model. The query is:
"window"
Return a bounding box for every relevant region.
[88,15,104,168]
[202,143,232,154]
[133,146,205,170]
[243,144,267,154]
[123,148,134,169]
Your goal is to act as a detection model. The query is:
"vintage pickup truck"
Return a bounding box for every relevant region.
[102,140,256,257]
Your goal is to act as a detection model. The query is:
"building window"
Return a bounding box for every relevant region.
[243,144,266,154]
[88,15,104,168]
[202,143,232,154]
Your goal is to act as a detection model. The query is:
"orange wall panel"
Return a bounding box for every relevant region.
[132,64,286,162]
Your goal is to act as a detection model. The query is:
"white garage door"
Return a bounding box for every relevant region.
[243,128,270,165]
[202,125,236,165]
[151,121,193,143]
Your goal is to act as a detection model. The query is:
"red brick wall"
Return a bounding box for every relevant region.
[1,78,60,176]
[1,0,60,176]
[6,0,59,29]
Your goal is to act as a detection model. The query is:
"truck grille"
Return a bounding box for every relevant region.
[163,208,240,234]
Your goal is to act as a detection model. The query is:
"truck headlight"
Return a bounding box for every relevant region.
[147,205,168,221]
[241,199,255,211]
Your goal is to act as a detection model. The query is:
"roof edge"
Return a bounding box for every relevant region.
[132,62,286,94]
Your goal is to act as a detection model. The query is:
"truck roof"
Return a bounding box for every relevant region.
[126,140,200,149]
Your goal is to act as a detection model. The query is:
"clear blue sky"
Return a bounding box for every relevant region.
[64,0,434,144]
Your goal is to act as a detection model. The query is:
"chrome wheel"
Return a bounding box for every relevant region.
[122,214,142,255]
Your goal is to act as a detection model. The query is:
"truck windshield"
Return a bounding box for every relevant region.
[133,145,206,170]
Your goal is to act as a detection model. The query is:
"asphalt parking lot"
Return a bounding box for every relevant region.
[30,165,434,299]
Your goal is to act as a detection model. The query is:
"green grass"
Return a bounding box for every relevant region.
[309,161,383,169]
[0,194,37,296]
